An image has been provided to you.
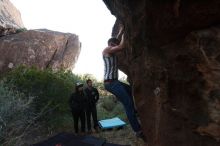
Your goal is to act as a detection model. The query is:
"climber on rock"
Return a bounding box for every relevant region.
[102,27,146,142]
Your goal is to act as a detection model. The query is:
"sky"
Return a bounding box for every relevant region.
[10,0,126,81]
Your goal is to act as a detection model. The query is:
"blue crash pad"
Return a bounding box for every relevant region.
[98,117,126,129]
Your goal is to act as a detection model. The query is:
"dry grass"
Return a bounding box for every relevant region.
[92,126,146,146]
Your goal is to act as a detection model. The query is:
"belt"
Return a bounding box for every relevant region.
[104,79,117,83]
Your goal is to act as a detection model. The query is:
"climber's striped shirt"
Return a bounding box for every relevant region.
[103,55,118,80]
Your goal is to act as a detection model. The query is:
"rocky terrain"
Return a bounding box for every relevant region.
[103,0,220,146]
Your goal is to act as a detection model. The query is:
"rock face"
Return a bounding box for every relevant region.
[0,0,81,72]
[103,0,220,146]
[0,29,81,72]
[0,0,24,36]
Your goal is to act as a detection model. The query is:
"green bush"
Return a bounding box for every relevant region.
[101,96,117,112]
[97,96,126,121]
[0,66,128,145]
[3,66,82,129]
[0,81,35,145]
[112,103,127,121]
[16,28,27,33]
[0,66,87,145]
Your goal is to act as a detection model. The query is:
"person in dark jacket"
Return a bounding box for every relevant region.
[84,79,99,133]
[69,82,87,134]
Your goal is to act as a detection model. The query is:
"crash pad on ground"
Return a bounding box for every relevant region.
[104,143,130,146]
[32,132,104,146]
[32,132,130,146]
[83,135,106,146]
[98,117,126,129]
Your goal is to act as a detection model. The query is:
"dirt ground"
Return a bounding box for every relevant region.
[91,125,147,146]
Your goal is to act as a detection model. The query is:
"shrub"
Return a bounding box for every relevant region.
[0,81,35,145]
[16,28,27,33]
[0,66,128,145]
[97,95,126,121]
[101,96,117,112]
[2,66,82,130]
[112,103,127,121]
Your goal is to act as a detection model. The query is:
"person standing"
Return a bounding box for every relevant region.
[69,82,87,135]
[102,32,146,141]
[84,79,99,133]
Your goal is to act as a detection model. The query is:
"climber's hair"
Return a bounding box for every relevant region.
[108,37,120,46]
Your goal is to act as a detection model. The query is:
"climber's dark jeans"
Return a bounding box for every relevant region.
[104,80,141,132]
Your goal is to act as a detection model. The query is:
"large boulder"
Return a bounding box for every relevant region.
[0,29,81,72]
[0,0,24,36]
[0,0,80,72]
[103,0,220,146]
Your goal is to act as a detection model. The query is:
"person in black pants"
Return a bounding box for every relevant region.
[69,82,87,134]
[84,79,99,133]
